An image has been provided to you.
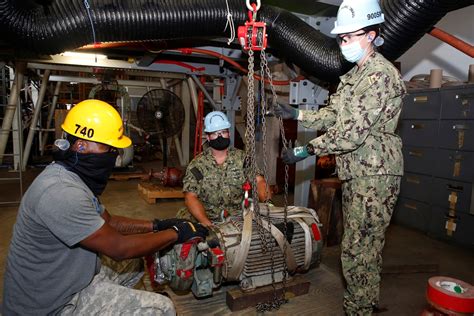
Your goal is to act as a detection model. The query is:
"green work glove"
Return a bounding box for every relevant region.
[273,102,299,120]
[172,221,209,243]
[281,144,314,164]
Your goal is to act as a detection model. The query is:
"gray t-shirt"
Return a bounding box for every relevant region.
[2,163,105,315]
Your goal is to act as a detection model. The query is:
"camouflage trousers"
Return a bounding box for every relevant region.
[341,175,400,316]
[59,255,175,316]
[176,207,223,223]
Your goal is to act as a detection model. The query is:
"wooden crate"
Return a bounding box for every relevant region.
[226,275,310,312]
[308,178,343,247]
[110,169,148,181]
[138,181,184,204]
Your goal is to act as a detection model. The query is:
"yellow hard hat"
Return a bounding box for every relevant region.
[61,99,131,148]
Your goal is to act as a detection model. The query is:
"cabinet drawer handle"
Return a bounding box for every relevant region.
[404,203,417,210]
[447,184,464,192]
[414,96,428,103]
[406,176,421,184]
[444,213,459,220]
[408,150,423,157]
[456,93,474,100]
[453,124,469,130]
[411,124,425,129]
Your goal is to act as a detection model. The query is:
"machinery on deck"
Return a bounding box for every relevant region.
[151,204,323,297]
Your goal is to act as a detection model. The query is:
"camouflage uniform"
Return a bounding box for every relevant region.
[176,147,247,222]
[59,256,175,315]
[300,52,405,315]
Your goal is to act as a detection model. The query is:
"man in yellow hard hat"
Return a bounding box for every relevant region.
[2,99,208,315]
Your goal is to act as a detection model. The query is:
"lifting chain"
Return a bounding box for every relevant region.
[255,47,290,314]
[245,37,269,254]
[242,2,289,310]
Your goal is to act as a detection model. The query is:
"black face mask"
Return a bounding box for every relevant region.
[209,136,230,150]
[54,150,118,196]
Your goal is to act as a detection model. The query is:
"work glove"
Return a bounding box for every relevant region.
[171,221,209,244]
[153,218,188,232]
[281,144,314,164]
[272,102,298,120]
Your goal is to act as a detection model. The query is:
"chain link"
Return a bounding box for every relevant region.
[262,54,291,302]
[242,10,290,311]
[245,32,269,254]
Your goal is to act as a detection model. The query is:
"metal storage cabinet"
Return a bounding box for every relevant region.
[394,84,474,248]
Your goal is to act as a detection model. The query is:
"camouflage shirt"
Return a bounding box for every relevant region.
[300,52,406,180]
[180,147,247,220]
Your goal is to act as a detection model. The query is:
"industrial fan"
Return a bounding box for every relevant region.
[136,89,185,166]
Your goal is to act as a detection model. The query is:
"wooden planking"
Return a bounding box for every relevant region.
[226,276,310,312]
[167,264,344,315]
[382,263,439,274]
[308,178,343,246]
[138,181,184,204]
[110,171,148,181]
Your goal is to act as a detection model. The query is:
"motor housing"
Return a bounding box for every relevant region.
[153,205,323,297]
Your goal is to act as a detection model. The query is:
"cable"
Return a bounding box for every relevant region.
[224,0,236,45]
[83,0,98,62]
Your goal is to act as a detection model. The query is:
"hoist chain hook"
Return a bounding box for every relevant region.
[246,0,261,12]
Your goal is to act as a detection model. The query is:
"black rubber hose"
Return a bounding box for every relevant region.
[257,6,351,82]
[0,0,350,81]
[0,0,472,83]
[380,0,473,60]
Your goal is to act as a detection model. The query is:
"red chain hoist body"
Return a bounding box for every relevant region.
[237,3,267,51]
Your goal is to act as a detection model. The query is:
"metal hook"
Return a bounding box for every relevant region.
[246,0,261,12]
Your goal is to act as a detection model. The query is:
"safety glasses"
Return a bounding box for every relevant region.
[207,129,230,140]
[336,32,366,44]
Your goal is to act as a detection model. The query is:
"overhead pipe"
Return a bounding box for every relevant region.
[83,45,296,85]
[174,48,295,85]
[428,27,474,58]
[0,62,25,164]
[22,69,50,169]
[0,0,472,83]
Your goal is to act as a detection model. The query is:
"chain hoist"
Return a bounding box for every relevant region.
[242,0,268,254]
[239,0,289,312]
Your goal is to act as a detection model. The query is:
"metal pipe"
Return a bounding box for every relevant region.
[48,75,166,88]
[180,80,191,165]
[175,48,293,85]
[22,69,50,169]
[0,62,25,164]
[428,27,474,58]
[190,74,218,110]
[187,77,199,117]
[12,92,23,197]
[160,78,184,167]
[173,136,184,167]
[40,81,61,156]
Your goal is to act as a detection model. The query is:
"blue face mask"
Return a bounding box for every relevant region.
[340,40,367,63]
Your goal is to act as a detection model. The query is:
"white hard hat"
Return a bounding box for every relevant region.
[204,111,231,133]
[331,0,385,35]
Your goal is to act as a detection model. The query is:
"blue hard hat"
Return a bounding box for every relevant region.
[204,111,231,133]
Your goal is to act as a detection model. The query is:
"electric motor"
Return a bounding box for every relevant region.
[153,204,323,297]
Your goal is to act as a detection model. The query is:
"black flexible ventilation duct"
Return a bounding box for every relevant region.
[380,0,473,61]
[0,0,471,82]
